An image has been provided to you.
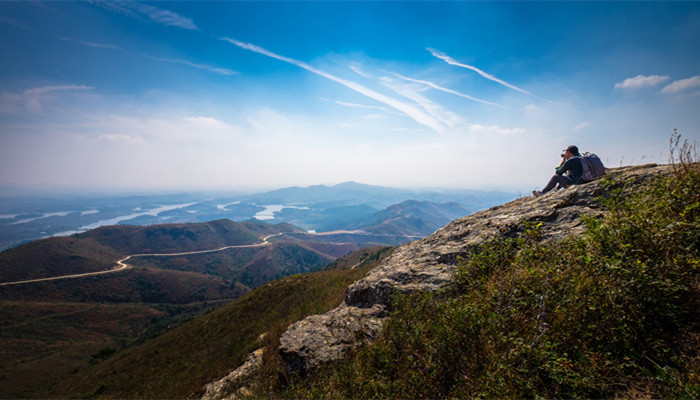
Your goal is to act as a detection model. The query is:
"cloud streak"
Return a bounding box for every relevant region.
[59,37,236,76]
[320,98,403,116]
[89,1,198,30]
[428,48,533,97]
[222,38,449,133]
[394,73,502,107]
[143,55,237,76]
[614,74,670,89]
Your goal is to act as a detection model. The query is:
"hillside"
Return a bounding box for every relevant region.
[358,200,469,236]
[0,219,361,398]
[197,161,697,399]
[50,247,392,399]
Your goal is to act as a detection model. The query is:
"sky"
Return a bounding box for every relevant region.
[1,1,699,193]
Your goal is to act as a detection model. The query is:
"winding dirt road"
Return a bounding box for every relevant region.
[0,233,282,287]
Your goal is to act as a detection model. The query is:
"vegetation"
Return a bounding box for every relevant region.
[266,138,699,399]
[52,247,391,399]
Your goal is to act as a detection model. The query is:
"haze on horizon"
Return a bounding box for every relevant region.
[1,1,699,194]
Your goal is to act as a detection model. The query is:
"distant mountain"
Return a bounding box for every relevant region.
[359,200,470,236]
[242,181,513,210]
[0,182,516,251]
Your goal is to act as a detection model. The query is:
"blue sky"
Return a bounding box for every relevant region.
[1,1,699,192]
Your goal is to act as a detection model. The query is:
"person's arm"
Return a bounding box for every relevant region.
[555,158,572,175]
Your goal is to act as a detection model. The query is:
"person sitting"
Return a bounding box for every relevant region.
[532,145,582,197]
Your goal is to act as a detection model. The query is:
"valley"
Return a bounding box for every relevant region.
[0,219,375,398]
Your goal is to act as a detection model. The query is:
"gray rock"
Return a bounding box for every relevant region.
[202,348,264,400]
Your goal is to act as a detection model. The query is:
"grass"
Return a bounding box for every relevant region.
[266,137,699,399]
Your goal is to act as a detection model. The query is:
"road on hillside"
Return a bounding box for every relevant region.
[0,233,283,287]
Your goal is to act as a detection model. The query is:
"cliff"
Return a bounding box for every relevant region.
[203,163,677,399]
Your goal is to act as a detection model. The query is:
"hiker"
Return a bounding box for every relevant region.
[532,145,582,197]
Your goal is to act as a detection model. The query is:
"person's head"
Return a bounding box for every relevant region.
[562,145,579,158]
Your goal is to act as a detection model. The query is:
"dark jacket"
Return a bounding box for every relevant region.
[555,154,583,184]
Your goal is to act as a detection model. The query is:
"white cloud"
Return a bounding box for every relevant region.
[427,48,534,96]
[614,74,670,89]
[661,76,700,94]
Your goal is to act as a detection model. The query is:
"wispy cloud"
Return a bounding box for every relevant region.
[661,76,700,94]
[1,85,93,114]
[614,74,670,89]
[59,37,236,76]
[142,55,237,76]
[380,75,464,129]
[428,48,533,97]
[89,1,198,30]
[0,15,32,30]
[394,73,502,107]
[222,37,449,133]
[58,37,121,50]
[320,98,402,116]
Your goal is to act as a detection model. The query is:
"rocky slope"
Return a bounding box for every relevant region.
[203,164,672,398]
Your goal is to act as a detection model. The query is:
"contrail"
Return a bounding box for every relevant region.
[394,73,502,107]
[222,38,449,133]
[428,48,533,97]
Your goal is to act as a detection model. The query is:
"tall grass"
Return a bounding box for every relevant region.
[270,138,699,399]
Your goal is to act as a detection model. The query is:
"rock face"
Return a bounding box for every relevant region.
[277,164,671,376]
[202,349,264,400]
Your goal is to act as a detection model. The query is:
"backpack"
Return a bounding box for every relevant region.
[579,153,606,182]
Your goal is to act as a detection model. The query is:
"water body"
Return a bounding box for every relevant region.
[254,204,309,220]
[52,202,198,237]
[10,211,74,225]
[216,201,240,211]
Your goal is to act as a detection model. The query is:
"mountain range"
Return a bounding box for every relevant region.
[0,182,516,251]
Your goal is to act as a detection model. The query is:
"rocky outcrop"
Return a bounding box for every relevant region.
[277,164,671,376]
[202,164,672,396]
[202,349,264,400]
